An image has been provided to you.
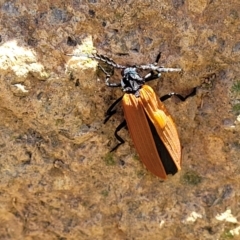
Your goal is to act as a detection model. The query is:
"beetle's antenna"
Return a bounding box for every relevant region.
[135,51,181,73]
[66,52,181,72]
[136,64,181,73]
[66,53,127,69]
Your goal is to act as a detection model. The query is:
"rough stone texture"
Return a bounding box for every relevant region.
[0,0,240,239]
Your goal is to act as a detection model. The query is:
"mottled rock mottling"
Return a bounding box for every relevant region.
[0,1,240,239]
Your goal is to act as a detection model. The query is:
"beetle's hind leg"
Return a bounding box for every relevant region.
[104,98,127,151]
[110,120,127,152]
[160,87,197,102]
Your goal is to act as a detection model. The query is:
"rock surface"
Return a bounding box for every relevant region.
[0,0,240,239]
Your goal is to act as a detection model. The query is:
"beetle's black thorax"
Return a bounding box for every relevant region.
[121,67,144,97]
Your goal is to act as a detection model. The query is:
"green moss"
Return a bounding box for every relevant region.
[101,190,109,197]
[182,171,202,185]
[82,201,89,207]
[133,154,140,161]
[103,153,116,166]
[232,103,240,113]
[136,169,145,178]
[230,80,240,114]
[115,12,124,20]
[220,230,234,239]
[55,119,65,126]
[231,80,240,93]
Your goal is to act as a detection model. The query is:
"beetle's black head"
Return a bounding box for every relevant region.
[121,67,144,96]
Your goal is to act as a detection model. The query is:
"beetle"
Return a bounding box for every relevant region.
[67,51,196,179]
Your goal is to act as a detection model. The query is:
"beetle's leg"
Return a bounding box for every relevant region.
[136,51,181,73]
[160,87,197,102]
[142,52,163,82]
[98,64,121,88]
[144,72,161,82]
[104,96,123,124]
[154,52,162,64]
[110,120,127,152]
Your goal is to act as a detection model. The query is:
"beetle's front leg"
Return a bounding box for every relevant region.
[98,65,121,87]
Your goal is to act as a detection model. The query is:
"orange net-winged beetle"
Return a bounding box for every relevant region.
[66,52,196,179]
